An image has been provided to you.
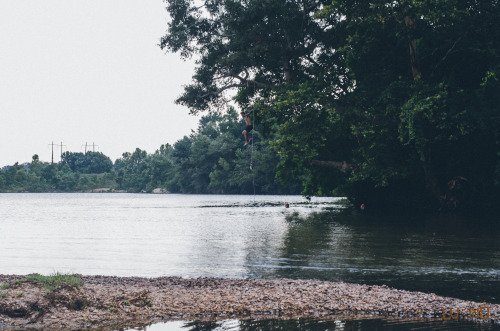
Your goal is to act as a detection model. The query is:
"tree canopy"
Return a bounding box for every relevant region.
[161,0,500,211]
[0,111,300,195]
[61,151,113,174]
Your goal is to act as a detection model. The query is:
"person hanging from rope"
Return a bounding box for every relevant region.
[240,109,254,146]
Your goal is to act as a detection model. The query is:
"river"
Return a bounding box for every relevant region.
[0,193,499,330]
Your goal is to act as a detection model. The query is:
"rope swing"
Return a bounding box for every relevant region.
[250,105,256,196]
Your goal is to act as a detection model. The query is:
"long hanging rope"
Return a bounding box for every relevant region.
[250,105,256,196]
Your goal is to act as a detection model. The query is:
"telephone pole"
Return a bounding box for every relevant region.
[48,141,55,164]
[81,142,99,153]
[49,141,66,164]
[81,142,88,154]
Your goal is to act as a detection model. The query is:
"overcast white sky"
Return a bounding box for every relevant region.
[0,0,201,166]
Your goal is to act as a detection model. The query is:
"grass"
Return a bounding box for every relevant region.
[14,273,82,292]
[1,283,10,290]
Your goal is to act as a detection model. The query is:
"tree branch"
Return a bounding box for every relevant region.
[198,83,246,98]
[232,74,273,89]
[434,37,461,70]
[309,160,354,173]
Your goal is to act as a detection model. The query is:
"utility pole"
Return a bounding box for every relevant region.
[55,142,66,162]
[81,142,88,154]
[48,141,55,164]
[82,142,98,153]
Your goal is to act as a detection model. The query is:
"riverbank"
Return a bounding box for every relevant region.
[1,275,498,330]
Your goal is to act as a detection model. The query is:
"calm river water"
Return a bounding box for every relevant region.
[1,193,499,330]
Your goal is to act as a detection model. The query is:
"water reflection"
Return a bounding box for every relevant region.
[0,194,499,304]
[126,318,500,331]
[266,211,500,303]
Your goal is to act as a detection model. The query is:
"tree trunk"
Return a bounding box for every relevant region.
[403,9,421,80]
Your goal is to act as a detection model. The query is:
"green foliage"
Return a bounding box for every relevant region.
[109,109,299,194]
[0,110,298,195]
[1,154,117,192]
[61,151,113,174]
[161,0,500,211]
[14,273,82,292]
[114,148,151,192]
[4,0,500,211]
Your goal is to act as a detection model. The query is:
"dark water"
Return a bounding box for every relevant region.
[266,211,500,304]
[1,194,499,330]
[129,317,500,331]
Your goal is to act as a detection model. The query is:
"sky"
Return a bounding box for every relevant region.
[0,0,201,167]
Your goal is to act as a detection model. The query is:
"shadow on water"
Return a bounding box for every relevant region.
[263,210,500,304]
[130,317,500,331]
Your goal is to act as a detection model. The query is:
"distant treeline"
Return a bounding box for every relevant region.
[0,109,302,194]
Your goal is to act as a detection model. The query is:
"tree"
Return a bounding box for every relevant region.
[26,155,44,191]
[161,108,297,194]
[0,173,6,189]
[162,0,500,211]
[14,168,27,184]
[114,149,151,192]
[61,152,113,174]
[149,144,174,190]
[161,0,332,111]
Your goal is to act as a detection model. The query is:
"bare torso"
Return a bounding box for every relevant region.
[244,115,252,126]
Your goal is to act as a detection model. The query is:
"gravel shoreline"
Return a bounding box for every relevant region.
[1,275,499,330]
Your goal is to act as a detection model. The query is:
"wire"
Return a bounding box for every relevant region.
[250,81,256,196]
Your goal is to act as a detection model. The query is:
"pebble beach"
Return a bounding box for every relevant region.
[1,275,499,330]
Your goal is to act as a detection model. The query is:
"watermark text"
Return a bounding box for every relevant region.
[442,307,489,320]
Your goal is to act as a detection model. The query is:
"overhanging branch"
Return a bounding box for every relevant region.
[309,160,354,173]
[203,72,274,100]
[199,83,246,98]
[232,74,273,89]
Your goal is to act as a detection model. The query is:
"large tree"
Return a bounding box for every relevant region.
[61,151,113,174]
[161,0,500,211]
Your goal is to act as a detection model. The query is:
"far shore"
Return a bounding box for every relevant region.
[1,275,498,330]
[0,188,167,194]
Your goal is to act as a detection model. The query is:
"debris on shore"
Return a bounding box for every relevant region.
[1,274,498,330]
